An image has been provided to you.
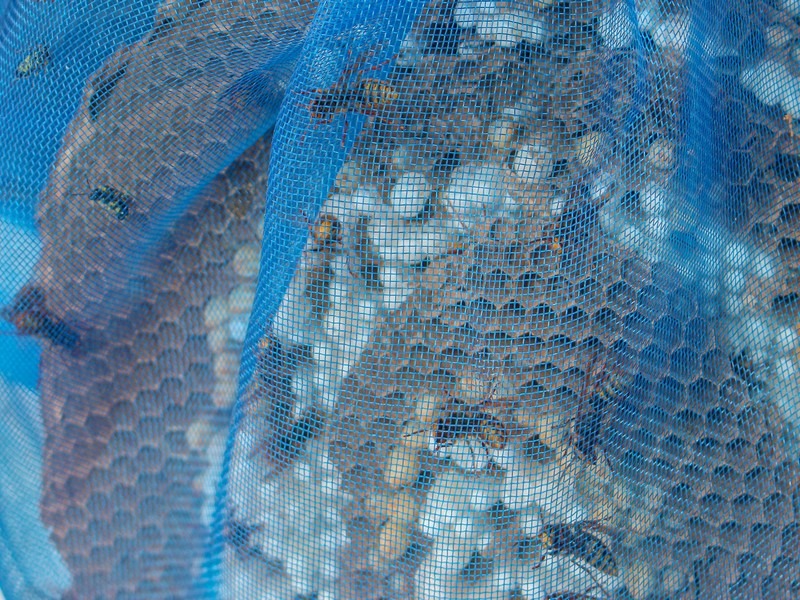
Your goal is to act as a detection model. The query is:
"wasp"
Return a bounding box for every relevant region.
[298,210,343,254]
[252,407,325,473]
[223,509,265,561]
[306,77,398,123]
[89,186,130,220]
[405,397,509,470]
[2,285,79,349]
[730,349,765,393]
[301,48,398,143]
[223,508,283,574]
[563,349,624,471]
[269,407,325,467]
[538,520,618,577]
[64,173,133,221]
[250,336,324,470]
[15,44,50,78]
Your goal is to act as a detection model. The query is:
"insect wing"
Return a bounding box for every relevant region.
[575,522,618,577]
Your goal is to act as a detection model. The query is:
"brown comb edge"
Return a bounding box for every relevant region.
[21,0,317,596]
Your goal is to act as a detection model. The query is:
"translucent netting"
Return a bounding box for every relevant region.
[1,0,799,598]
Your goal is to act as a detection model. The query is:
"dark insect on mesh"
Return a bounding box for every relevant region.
[1,0,799,598]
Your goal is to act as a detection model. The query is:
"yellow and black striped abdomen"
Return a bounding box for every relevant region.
[359,79,398,108]
[90,186,130,220]
[539,523,618,577]
[578,531,618,576]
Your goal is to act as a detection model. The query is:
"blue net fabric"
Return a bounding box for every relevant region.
[1,0,800,598]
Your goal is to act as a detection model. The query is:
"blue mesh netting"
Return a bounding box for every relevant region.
[1,0,800,598]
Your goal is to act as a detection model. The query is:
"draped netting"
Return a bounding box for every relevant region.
[1,0,800,598]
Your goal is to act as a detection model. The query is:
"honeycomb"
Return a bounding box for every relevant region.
[15,0,800,596]
[318,198,800,598]
[33,133,271,599]
[707,0,800,316]
[17,0,291,594]
[242,0,800,597]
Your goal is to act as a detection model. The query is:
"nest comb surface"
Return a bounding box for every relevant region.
[18,0,291,594]
[35,135,271,599]
[320,206,800,599]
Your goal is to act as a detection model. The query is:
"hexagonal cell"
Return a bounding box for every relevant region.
[698,492,731,526]
[651,375,686,414]
[684,317,713,353]
[652,315,682,352]
[639,344,669,381]
[726,438,759,473]
[623,310,655,351]
[667,287,698,322]
[744,465,776,500]
[607,280,638,315]
[670,347,700,384]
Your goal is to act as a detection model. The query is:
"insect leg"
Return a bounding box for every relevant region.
[341,113,350,147]
[338,45,390,82]
[567,556,611,599]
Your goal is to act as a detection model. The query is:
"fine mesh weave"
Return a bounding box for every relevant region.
[1,0,800,599]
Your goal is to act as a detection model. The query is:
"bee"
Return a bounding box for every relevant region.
[15,44,50,78]
[89,186,130,220]
[301,48,398,143]
[406,397,509,470]
[2,285,79,349]
[538,520,618,577]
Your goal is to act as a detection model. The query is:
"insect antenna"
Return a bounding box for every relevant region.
[402,427,429,439]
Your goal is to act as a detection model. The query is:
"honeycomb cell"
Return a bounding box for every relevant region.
[727,438,759,473]
[781,523,800,560]
[764,492,795,527]
[761,557,800,598]
[643,403,671,438]
[667,287,698,322]
[607,280,638,315]
[684,317,712,353]
[701,545,739,589]
[670,347,699,383]
[732,494,764,526]
[699,493,731,525]
[653,315,682,352]
[702,348,731,382]
[623,311,654,350]
[637,284,669,322]
[750,522,782,565]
